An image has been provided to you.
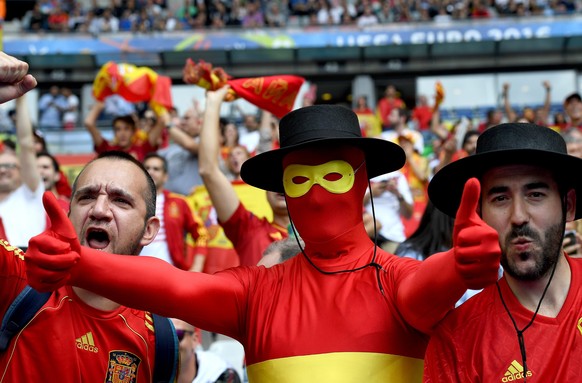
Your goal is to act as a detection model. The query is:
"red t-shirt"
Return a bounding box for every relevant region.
[0,240,159,382]
[425,256,582,382]
[220,202,288,266]
[412,105,433,131]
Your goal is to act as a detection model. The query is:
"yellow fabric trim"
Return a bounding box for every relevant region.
[247,352,423,383]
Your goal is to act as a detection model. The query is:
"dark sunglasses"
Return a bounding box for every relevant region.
[175,329,194,342]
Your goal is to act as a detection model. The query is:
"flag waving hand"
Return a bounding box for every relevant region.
[183,59,305,118]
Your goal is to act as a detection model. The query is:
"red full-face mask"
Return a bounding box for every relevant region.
[283,145,368,247]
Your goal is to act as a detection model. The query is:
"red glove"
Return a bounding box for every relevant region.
[25,192,81,292]
[453,177,501,289]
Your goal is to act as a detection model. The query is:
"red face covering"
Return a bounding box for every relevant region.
[283,146,369,253]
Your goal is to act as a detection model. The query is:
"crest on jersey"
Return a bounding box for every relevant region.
[105,351,141,383]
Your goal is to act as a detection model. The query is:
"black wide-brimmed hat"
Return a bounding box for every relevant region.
[241,105,405,193]
[429,123,582,219]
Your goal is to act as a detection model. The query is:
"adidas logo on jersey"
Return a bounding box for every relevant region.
[76,331,99,353]
[501,360,532,382]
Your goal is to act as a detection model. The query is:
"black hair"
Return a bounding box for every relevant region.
[395,201,455,260]
[71,151,157,220]
[143,152,168,173]
[36,151,60,172]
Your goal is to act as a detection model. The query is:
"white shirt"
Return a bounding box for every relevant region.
[0,183,45,248]
[140,193,172,264]
[364,171,413,243]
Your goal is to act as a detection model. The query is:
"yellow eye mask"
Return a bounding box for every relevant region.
[283,160,361,198]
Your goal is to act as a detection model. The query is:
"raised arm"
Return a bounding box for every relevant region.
[15,95,41,192]
[501,83,517,123]
[396,178,501,334]
[0,52,37,104]
[147,110,167,148]
[26,192,246,338]
[83,100,106,148]
[198,86,241,222]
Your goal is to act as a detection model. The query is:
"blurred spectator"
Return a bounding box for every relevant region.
[563,92,582,130]
[502,81,551,124]
[84,100,163,161]
[38,86,64,130]
[159,106,204,195]
[32,130,72,199]
[411,94,433,133]
[363,171,413,253]
[551,111,568,131]
[60,87,79,131]
[36,151,69,211]
[477,108,503,132]
[241,1,265,27]
[0,95,45,249]
[353,95,381,137]
[141,153,209,272]
[97,7,120,32]
[236,109,261,155]
[381,107,424,154]
[23,2,47,31]
[265,1,288,27]
[171,318,242,383]
[357,4,379,27]
[47,3,69,32]
[376,84,406,130]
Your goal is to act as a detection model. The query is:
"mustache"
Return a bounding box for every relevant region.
[507,225,540,242]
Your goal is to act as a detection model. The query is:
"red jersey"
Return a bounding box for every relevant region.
[95,139,157,162]
[162,190,209,270]
[220,202,287,266]
[424,256,582,382]
[0,240,158,383]
[376,97,405,127]
[412,105,433,131]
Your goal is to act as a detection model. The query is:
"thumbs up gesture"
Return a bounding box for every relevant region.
[25,192,81,292]
[453,178,501,289]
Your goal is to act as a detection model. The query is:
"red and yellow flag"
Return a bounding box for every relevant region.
[92,61,173,115]
[183,59,305,118]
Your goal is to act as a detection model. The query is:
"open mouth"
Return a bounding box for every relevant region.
[86,228,110,250]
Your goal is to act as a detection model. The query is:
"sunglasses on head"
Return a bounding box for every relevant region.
[175,329,194,342]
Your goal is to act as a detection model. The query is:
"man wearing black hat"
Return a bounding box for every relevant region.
[25,86,501,382]
[424,123,582,381]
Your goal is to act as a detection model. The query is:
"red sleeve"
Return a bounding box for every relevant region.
[95,140,112,154]
[0,240,27,321]
[69,247,249,340]
[396,250,466,334]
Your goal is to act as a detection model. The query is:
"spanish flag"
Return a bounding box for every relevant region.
[92,62,173,115]
[183,59,305,118]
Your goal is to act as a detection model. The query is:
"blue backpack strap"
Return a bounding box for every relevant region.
[0,286,51,352]
[152,313,179,383]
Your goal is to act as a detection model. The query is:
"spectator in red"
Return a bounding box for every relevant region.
[411,94,433,131]
[36,151,69,211]
[563,92,582,130]
[84,100,164,161]
[141,153,209,272]
[376,84,405,130]
[451,130,480,162]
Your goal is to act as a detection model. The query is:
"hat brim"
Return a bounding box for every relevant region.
[429,148,582,219]
[241,137,406,193]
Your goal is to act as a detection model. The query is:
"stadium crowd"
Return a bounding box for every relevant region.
[15,0,582,34]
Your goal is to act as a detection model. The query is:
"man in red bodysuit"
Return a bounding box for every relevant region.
[424,123,582,381]
[26,87,502,382]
